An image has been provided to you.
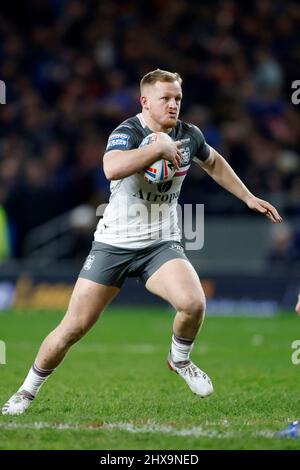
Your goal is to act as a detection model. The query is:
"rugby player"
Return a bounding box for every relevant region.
[2,69,282,415]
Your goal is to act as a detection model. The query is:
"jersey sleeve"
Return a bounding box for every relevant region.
[104,126,138,154]
[189,125,210,162]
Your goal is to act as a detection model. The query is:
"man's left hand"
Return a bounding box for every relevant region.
[245,195,283,223]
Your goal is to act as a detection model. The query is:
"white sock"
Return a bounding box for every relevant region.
[171,334,194,363]
[19,363,54,398]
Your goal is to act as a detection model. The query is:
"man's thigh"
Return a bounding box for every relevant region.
[79,241,135,288]
[60,278,120,331]
[145,258,205,310]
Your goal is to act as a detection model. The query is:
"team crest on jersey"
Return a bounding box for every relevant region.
[83,254,95,271]
[180,145,190,165]
[107,133,129,149]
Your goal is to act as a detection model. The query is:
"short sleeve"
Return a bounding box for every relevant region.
[104,126,138,154]
[190,125,210,162]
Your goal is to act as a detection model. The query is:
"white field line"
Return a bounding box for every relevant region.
[74,344,161,354]
[74,344,209,354]
[9,342,209,355]
[9,342,162,354]
[0,421,274,439]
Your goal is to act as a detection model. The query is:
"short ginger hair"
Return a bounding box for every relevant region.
[140,69,182,94]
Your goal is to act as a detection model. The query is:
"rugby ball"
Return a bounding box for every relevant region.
[140,133,175,183]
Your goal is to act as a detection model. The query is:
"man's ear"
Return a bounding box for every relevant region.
[140,95,149,110]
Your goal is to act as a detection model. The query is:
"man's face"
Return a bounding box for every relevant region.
[141,80,182,130]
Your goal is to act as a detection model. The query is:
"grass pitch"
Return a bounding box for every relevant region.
[0,307,299,450]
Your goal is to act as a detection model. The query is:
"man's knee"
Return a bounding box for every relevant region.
[175,294,206,321]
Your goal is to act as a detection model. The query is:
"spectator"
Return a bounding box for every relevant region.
[0,0,299,257]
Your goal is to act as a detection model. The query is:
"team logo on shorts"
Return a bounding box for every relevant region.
[83,254,95,271]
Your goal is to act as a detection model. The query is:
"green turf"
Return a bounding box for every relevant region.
[0,307,299,450]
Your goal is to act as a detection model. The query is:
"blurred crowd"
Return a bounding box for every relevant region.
[0,0,299,260]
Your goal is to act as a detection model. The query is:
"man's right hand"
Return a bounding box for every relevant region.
[154,132,182,170]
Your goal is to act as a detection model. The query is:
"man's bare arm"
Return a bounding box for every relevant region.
[197,147,282,223]
[103,133,182,180]
[103,146,160,181]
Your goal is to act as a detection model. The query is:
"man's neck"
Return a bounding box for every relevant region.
[140,111,172,134]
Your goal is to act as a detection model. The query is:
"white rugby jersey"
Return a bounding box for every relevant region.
[94,114,210,248]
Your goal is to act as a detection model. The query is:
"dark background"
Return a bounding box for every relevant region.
[0,0,299,309]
